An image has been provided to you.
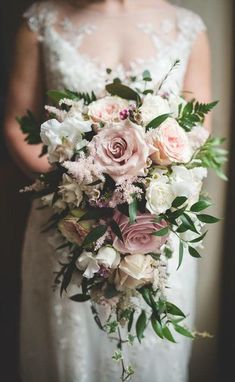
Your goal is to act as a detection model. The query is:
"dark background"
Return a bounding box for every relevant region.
[0,1,234,381]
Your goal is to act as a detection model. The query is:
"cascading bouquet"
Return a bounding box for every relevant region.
[19,68,227,381]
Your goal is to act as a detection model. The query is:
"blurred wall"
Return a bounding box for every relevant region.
[173,1,233,381]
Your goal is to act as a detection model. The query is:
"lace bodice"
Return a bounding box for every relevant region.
[23,1,206,96]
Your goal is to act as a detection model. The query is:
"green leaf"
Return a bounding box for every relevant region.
[70,294,91,302]
[129,196,138,224]
[151,315,164,339]
[106,83,141,104]
[162,325,176,343]
[197,214,220,224]
[146,113,170,130]
[136,310,147,343]
[188,246,201,258]
[17,111,41,145]
[189,230,208,243]
[177,240,184,270]
[180,213,199,234]
[109,219,124,242]
[166,302,186,318]
[82,225,108,247]
[190,200,212,212]
[152,226,169,237]
[142,70,152,82]
[172,196,188,208]
[139,287,152,307]
[174,324,194,339]
[128,310,135,332]
[78,208,113,221]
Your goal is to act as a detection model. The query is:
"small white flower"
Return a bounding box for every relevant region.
[140,94,170,125]
[96,246,120,269]
[76,251,100,279]
[40,113,92,163]
[59,174,83,207]
[41,192,66,211]
[146,174,175,215]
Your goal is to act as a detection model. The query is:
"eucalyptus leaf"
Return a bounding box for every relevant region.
[110,219,124,242]
[172,196,188,209]
[166,302,186,318]
[190,199,212,212]
[146,113,170,130]
[106,83,141,104]
[174,324,194,339]
[189,231,208,243]
[197,214,220,224]
[129,196,138,224]
[188,246,201,258]
[162,325,176,343]
[70,294,91,302]
[136,310,147,343]
[177,240,184,270]
[152,226,169,237]
[82,225,108,247]
[151,315,164,339]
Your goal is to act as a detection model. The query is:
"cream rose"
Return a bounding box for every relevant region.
[148,118,192,165]
[59,174,83,207]
[140,94,170,125]
[88,96,129,123]
[89,120,153,182]
[115,254,154,291]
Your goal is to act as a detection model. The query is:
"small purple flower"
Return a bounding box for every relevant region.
[119,109,129,120]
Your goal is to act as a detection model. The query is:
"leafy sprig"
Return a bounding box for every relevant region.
[178,100,218,132]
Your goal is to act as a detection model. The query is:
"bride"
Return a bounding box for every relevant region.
[4,0,211,381]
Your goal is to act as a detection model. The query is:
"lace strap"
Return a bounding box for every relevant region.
[176,8,207,46]
[23,1,56,39]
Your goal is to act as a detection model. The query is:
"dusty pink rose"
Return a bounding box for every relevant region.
[89,120,153,182]
[112,212,167,255]
[148,118,192,165]
[88,96,129,123]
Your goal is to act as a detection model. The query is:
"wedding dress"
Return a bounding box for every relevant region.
[20,2,207,381]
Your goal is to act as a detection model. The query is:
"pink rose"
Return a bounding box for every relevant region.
[112,212,167,255]
[89,120,153,182]
[148,118,192,165]
[88,96,129,123]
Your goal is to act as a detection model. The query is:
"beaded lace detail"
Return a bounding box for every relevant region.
[21,2,206,381]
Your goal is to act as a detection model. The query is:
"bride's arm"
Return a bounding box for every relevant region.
[183,31,212,131]
[3,22,51,179]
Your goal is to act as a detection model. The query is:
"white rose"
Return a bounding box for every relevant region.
[170,165,207,207]
[140,94,170,125]
[146,175,175,214]
[96,246,120,269]
[59,174,83,207]
[40,114,92,163]
[88,96,129,123]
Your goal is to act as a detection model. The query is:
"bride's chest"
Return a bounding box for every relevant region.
[39,16,192,95]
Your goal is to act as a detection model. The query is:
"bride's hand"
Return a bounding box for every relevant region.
[3,21,51,179]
